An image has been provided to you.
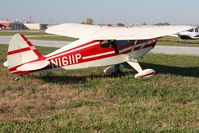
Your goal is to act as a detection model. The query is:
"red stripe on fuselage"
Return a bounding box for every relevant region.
[47,40,157,68]
[46,40,98,58]
[11,71,29,75]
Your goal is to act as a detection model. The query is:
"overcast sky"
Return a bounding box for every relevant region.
[0,0,198,25]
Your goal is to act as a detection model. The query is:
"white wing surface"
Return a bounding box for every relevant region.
[46,23,193,40]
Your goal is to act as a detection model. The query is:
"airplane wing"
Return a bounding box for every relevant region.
[46,23,193,40]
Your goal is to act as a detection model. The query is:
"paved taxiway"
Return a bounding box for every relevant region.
[0,36,199,56]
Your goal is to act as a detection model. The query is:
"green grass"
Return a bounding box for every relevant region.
[0,44,199,132]
[0,30,47,36]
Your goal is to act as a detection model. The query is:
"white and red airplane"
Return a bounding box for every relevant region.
[3,23,192,79]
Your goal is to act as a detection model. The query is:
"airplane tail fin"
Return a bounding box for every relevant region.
[5,34,49,75]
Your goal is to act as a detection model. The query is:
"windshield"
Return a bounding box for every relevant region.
[188,29,194,32]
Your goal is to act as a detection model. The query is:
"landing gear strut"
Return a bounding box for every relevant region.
[127,59,155,78]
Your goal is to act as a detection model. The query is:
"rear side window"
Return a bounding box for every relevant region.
[100,40,113,48]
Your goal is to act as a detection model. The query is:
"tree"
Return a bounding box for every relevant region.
[154,22,170,26]
[117,23,125,26]
[83,18,94,25]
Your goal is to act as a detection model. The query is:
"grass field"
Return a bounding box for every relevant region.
[0,30,47,36]
[0,44,199,132]
[158,36,199,47]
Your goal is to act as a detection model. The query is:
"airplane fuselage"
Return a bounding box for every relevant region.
[44,39,157,71]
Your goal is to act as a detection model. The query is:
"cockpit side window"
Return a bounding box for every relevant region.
[195,28,198,32]
[188,29,194,32]
[100,40,131,54]
[115,40,129,48]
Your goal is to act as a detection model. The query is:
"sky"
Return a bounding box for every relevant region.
[0,0,199,25]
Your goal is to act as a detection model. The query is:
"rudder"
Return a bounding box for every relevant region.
[6,34,46,75]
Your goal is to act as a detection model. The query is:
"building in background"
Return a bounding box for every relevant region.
[24,23,48,30]
[0,20,48,30]
[12,21,25,30]
[0,20,24,30]
[0,20,12,30]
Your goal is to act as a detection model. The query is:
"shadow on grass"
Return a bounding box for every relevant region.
[33,63,198,84]
[141,62,199,78]
[33,71,129,85]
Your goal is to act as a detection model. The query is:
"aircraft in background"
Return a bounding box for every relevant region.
[3,23,192,79]
[173,27,199,40]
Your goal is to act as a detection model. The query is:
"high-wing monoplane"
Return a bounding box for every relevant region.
[3,23,192,79]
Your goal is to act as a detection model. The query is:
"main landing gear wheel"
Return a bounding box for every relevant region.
[127,60,155,78]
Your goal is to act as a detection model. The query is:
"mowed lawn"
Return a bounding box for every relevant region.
[158,36,199,47]
[0,30,47,36]
[0,44,199,132]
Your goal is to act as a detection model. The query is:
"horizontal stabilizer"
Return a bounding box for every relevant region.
[17,60,49,71]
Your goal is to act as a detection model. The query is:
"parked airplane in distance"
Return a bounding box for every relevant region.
[174,27,199,40]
